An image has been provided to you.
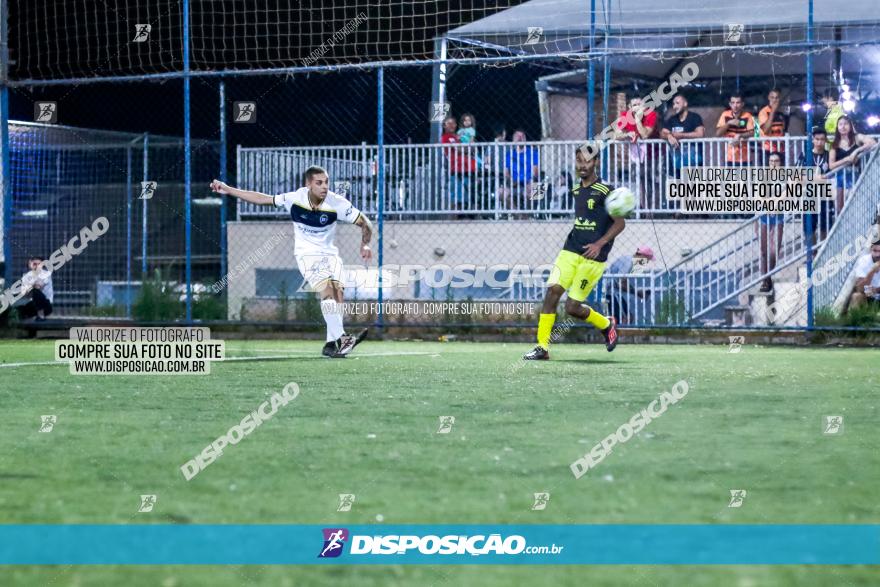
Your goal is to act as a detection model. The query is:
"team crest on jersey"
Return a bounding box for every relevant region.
[319,213,329,225]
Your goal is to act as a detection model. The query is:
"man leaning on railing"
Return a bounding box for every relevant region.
[661,93,705,179]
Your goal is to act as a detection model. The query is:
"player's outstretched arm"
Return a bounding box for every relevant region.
[355,214,373,262]
[210,180,275,206]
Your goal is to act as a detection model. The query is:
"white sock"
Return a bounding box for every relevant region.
[320,299,345,342]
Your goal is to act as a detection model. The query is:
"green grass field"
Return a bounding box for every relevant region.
[1,338,878,586]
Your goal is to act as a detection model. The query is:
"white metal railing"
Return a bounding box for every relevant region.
[237,144,377,218]
[601,273,659,326]
[814,148,880,312]
[234,136,878,326]
[648,145,879,323]
[236,136,847,219]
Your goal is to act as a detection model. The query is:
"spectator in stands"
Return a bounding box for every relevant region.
[617,97,660,210]
[458,113,477,144]
[758,88,789,163]
[605,246,655,324]
[661,93,705,178]
[18,256,54,321]
[487,124,509,217]
[617,97,659,142]
[503,129,540,215]
[440,115,477,212]
[828,115,877,214]
[458,113,483,180]
[848,238,880,311]
[715,93,755,166]
[820,88,845,150]
[756,152,785,293]
[797,127,833,246]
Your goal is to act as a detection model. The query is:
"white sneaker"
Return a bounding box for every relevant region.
[336,335,357,356]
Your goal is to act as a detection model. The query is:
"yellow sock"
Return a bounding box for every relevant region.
[537,313,556,349]
[584,306,610,330]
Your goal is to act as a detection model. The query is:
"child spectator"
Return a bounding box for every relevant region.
[458,113,477,144]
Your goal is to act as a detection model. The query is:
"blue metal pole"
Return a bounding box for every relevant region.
[587,0,596,137]
[805,0,815,331]
[219,81,228,285]
[601,1,611,177]
[126,146,133,318]
[0,86,10,290]
[183,0,193,322]
[0,0,11,291]
[602,21,610,130]
[377,67,385,331]
[141,133,149,277]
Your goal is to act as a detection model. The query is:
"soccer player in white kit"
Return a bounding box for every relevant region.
[210,166,373,358]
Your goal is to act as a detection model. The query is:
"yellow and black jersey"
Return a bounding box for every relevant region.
[561,180,616,262]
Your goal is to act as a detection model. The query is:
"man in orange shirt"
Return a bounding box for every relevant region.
[715,93,755,165]
[758,88,789,163]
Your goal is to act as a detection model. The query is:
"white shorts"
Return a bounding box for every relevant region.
[295,253,344,292]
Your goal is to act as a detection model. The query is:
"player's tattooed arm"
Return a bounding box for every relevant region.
[209,180,274,206]
[356,214,373,261]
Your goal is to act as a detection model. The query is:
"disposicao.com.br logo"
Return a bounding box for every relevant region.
[318,528,563,558]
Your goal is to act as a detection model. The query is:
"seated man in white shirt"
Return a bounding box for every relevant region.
[604,246,654,324]
[19,256,54,321]
[848,238,880,311]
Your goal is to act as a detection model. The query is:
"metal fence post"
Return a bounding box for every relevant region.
[0,88,10,291]
[377,67,385,331]
[126,146,133,317]
[142,133,149,277]
[805,0,815,331]
[587,0,596,138]
[183,0,193,323]
[219,80,228,286]
[0,0,11,290]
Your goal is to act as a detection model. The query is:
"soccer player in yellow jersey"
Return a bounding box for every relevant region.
[524,143,625,360]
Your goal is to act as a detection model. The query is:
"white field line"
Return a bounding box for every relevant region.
[0,351,441,369]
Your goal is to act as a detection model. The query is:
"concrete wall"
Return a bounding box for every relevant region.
[225,218,741,319]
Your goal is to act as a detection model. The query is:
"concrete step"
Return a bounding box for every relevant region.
[723,304,751,327]
[749,280,807,327]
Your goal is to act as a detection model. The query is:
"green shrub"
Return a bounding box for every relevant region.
[133,268,182,322]
[843,303,880,328]
[293,296,323,322]
[277,280,290,322]
[192,290,227,321]
[657,290,688,325]
[814,306,841,327]
[83,305,125,318]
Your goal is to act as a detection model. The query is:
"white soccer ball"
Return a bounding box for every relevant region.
[605,187,636,217]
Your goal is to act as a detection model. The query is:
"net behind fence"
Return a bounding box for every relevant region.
[3,120,220,321]
[3,1,880,333]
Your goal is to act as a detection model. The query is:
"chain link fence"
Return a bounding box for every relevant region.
[3,3,880,332]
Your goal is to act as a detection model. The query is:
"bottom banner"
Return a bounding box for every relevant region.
[1,525,878,565]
